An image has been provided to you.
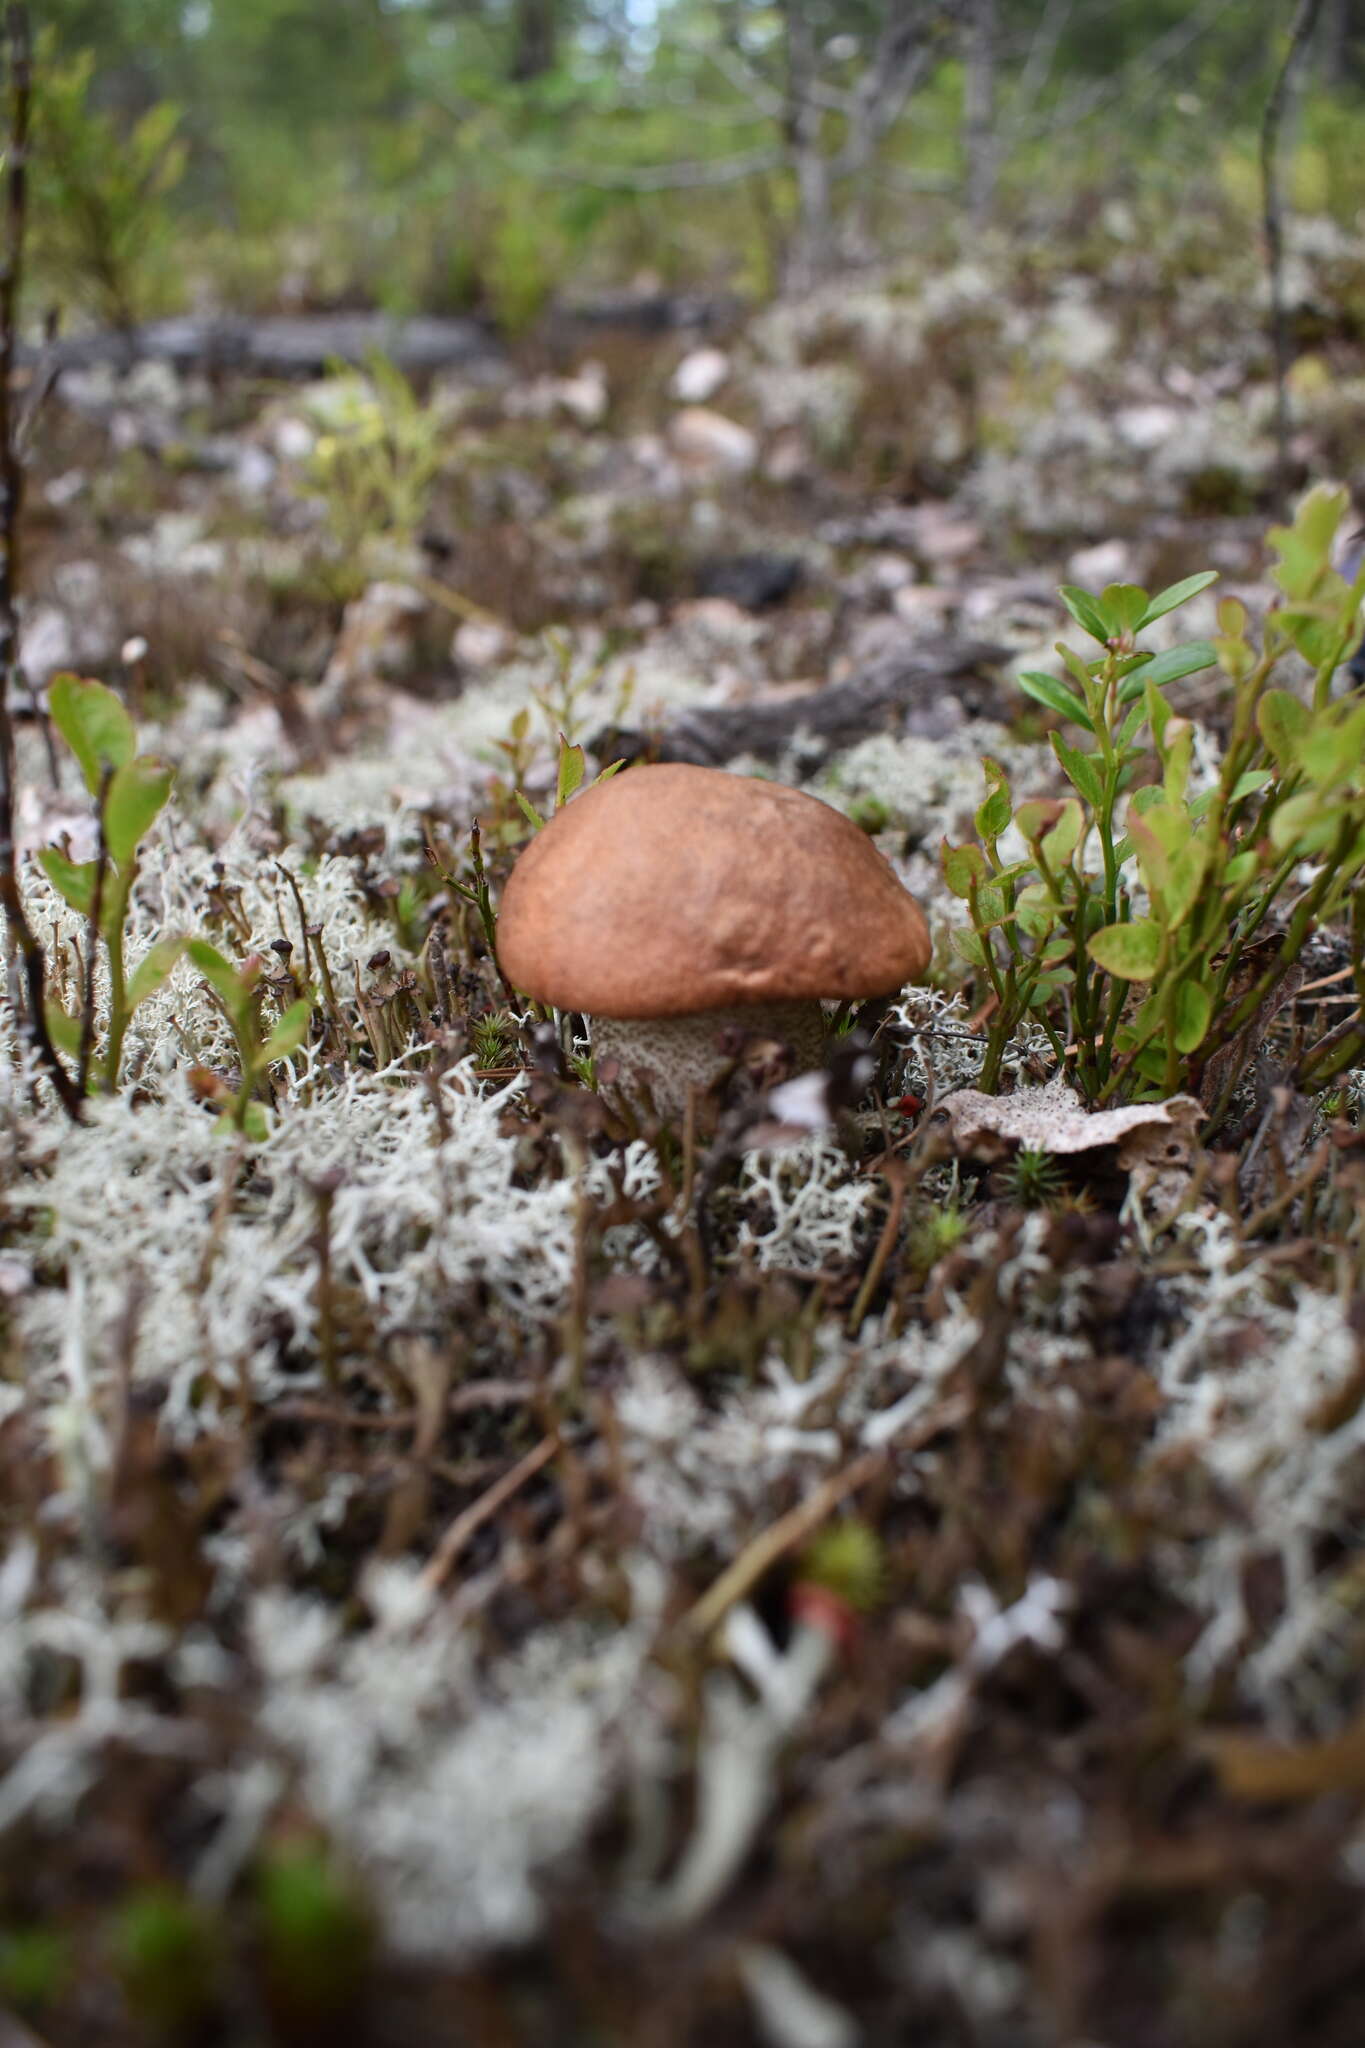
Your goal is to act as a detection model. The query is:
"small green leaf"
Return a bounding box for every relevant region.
[1162,721,1194,805]
[950,926,989,966]
[126,936,185,1011]
[1274,602,1346,671]
[36,847,97,915]
[1130,1044,1171,1085]
[975,757,1012,843]
[514,789,545,831]
[261,997,313,1064]
[1257,690,1310,768]
[1118,640,1217,701]
[1015,881,1061,938]
[1101,583,1151,636]
[1027,968,1074,1007]
[972,880,1009,929]
[187,938,249,1013]
[1043,797,1085,863]
[1117,700,1148,749]
[1268,790,1340,854]
[1014,797,1084,866]
[1130,802,1208,929]
[1136,572,1219,630]
[1144,639,1218,688]
[1058,585,1113,645]
[44,999,83,1057]
[48,674,136,795]
[556,735,586,809]
[1088,919,1163,980]
[1050,732,1104,809]
[104,757,173,868]
[941,840,989,899]
[1299,701,1365,790]
[1058,643,1097,689]
[1018,670,1091,726]
[1145,677,1172,749]
[215,1101,270,1142]
[1173,978,1213,1053]
[1014,798,1063,843]
[1268,484,1346,600]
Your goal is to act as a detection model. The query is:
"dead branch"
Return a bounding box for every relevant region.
[0,1,81,1120]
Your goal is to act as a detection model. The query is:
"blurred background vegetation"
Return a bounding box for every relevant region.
[30,0,1365,335]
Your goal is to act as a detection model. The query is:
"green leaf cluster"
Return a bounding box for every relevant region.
[946,489,1365,1108]
[301,354,446,575]
[33,40,187,327]
[187,941,314,1140]
[38,676,179,1093]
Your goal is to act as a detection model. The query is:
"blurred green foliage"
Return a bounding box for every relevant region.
[255,1839,373,2027]
[0,1923,72,2013]
[33,39,186,325]
[300,354,448,568]
[110,1884,220,2037]
[27,0,1365,326]
[946,489,1365,1111]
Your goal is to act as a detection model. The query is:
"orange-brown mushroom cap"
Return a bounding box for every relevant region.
[495,762,931,1020]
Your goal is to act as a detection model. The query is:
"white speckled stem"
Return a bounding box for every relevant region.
[591,1001,828,1118]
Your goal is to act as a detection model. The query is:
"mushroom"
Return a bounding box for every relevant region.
[495,762,930,1115]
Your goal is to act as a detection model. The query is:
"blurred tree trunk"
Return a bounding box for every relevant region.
[779,0,834,294]
[509,0,557,83]
[779,2,942,292]
[1319,0,1365,80]
[964,0,997,225]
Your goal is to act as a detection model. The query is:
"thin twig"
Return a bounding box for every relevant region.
[682,1394,970,1644]
[0,4,81,1120]
[420,1430,560,1593]
[846,1162,908,1336]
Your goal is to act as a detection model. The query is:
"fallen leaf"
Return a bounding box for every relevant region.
[934,1075,1203,1162]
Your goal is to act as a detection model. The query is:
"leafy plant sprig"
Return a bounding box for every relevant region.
[186,941,313,1139]
[490,632,631,842]
[33,40,186,328]
[514,729,623,833]
[945,487,1365,1115]
[301,353,445,578]
[38,675,180,1093]
[428,816,500,965]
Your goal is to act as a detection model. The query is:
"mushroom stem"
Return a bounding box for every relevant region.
[591,1000,828,1118]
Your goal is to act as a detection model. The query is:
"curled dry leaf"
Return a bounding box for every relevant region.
[934,1075,1203,1166]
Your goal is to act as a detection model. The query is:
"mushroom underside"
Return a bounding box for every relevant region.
[590,1000,829,1116]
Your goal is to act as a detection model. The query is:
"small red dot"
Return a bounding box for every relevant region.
[898,1094,924,1117]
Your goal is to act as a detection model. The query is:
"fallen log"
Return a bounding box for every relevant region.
[26,311,506,381]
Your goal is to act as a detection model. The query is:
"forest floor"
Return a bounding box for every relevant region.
[3,223,1365,2048]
